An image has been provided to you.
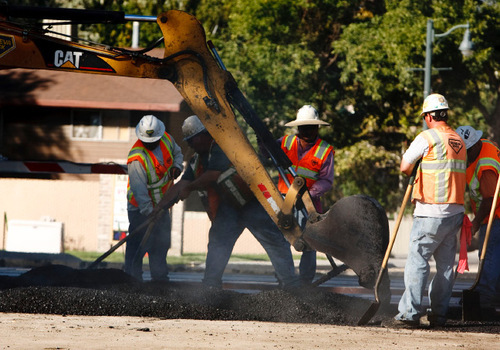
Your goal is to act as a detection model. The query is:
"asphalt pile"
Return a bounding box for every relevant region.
[0,265,379,325]
[0,265,499,333]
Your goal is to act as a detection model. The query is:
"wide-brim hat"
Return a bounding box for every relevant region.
[284,119,330,127]
[456,125,483,149]
[284,105,330,127]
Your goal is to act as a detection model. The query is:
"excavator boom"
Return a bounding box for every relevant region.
[0,5,304,246]
[0,5,389,289]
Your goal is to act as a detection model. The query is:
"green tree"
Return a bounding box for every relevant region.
[201,0,398,208]
[335,0,499,140]
[25,0,499,213]
[65,0,412,211]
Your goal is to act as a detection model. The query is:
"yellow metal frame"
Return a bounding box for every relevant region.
[0,10,305,248]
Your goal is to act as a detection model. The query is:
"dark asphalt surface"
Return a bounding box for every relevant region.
[0,250,498,332]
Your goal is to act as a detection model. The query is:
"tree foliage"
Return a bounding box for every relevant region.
[26,0,500,212]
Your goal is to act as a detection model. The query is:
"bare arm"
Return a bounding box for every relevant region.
[151,180,189,216]
[471,170,498,234]
[400,158,416,176]
[179,169,222,200]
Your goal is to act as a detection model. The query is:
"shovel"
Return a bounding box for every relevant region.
[87,197,177,270]
[131,211,162,268]
[358,161,419,325]
[462,172,500,321]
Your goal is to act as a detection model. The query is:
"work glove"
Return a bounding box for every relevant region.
[169,166,181,179]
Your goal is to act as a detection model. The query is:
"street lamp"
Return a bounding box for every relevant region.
[423,19,474,99]
[422,19,473,129]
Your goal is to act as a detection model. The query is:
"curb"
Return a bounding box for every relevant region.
[0,251,480,280]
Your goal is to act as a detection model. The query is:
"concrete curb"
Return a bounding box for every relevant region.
[0,251,480,280]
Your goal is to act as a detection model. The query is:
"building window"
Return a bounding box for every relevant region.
[71,110,102,140]
[102,111,130,141]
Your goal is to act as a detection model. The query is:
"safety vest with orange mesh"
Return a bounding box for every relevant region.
[466,139,500,223]
[278,135,334,194]
[127,132,175,208]
[412,125,467,204]
[188,153,220,221]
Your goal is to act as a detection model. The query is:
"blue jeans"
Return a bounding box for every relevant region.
[477,219,500,306]
[125,209,171,281]
[396,212,463,323]
[203,199,299,288]
[299,250,317,283]
[296,201,318,283]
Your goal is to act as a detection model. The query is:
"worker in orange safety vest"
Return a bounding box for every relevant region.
[125,114,183,282]
[278,105,335,285]
[157,115,300,290]
[394,93,466,328]
[456,125,500,309]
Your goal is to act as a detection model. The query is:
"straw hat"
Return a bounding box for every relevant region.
[284,105,330,127]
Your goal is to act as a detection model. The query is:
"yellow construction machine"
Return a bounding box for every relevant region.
[0,4,390,294]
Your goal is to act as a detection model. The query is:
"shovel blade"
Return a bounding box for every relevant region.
[358,301,380,326]
[302,195,389,288]
[462,289,482,321]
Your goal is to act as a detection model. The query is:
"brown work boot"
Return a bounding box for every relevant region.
[382,318,420,328]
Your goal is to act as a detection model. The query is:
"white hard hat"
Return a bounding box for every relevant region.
[456,125,483,149]
[182,115,207,141]
[136,115,165,143]
[284,105,330,127]
[421,93,449,116]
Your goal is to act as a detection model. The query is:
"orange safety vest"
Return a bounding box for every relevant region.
[466,139,500,222]
[412,125,466,204]
[127,132,175,207]
[278,135,334,194]
[188,153,220,221]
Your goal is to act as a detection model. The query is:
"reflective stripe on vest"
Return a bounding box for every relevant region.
[412,126,466,204]
[466,139,500,222]
[189,153,220,220]
[278,135,334,193]
[127,132,175,207]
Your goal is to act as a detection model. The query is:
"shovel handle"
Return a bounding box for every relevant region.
[479,172,500,260]
[358,161,420,326]
[371,160,420,302]
[380,160,420,271]
[379,186,411,271]
[132,210,163,266]
[86,213,156,270]
[469,171,500,289]
[87,197,177,269]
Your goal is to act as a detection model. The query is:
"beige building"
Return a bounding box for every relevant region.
[0,68,411,260]
[0,67,271,257]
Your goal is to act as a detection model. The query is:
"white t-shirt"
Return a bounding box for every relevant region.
[403,133,464,218]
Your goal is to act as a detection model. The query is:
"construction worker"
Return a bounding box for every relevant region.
[394,94,467,327]
[125,114,183,282]
[456,125,500,309]
[279,105,335,285]
[157,115,300,289]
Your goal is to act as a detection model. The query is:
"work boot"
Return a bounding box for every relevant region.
[382,318,420,329]
[420,309,446,328]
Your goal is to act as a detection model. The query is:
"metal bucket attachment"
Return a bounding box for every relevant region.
[302,195,389,288]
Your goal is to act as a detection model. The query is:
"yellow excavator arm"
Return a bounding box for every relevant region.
[0,6,305,247]
[0,5,389,290]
